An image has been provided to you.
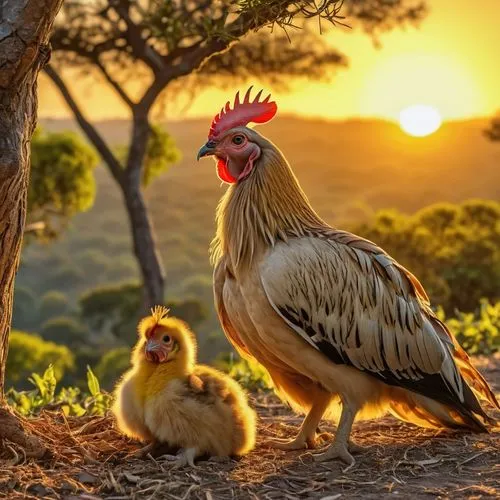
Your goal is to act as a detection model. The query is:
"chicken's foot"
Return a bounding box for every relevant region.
[267,392,331,450]
[314,401,357,471]
[173,447,198,468]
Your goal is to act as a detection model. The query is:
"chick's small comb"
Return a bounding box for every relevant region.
[208,86,277,140]
[140,305,170,338]
[150,305,169,323]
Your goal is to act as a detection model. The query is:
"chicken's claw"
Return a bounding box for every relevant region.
[267,431,332,451]
[266,436,308,451]
[172,447,198,469]
[313,442,356,472]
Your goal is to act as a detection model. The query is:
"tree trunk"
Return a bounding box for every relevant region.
[0,0,63,457]
[122,175,165,308]
[121,113,165,309]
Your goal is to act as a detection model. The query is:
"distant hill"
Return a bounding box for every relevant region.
[21,116,499,358]
[41,115,500,217]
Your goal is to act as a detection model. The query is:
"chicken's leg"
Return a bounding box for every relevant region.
[267,392,331,450]
[173,447,198,468]
[314,400,357,469]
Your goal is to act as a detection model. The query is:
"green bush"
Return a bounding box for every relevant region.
[75,249,110,276]
[353,199,500,313]
[29,128,98,238]
[43,265,85,290]
[216,353,272,391]
[94,347,131,390]
[79,282,142,344]
[39,291,71,323]
[168,298,207,328]
[40,316,88,346]
[6,331,75,386]
[12,286,39,330]
[439,299,500,355]
[79,282,208,345]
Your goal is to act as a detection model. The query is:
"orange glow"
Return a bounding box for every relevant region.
[39,0,500,123]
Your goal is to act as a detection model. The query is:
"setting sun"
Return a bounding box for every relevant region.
[399,105,442,137]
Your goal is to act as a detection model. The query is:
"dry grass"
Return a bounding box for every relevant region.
[1,356,499,499]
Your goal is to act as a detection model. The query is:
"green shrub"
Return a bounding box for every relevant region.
[29,128,98,238]
[168,298,207,328]
[6,331,75,386]
[94,347,131,390]
[75,249,110,276]
[353,199,500,313]
[12,286,39,330]
[216,353,272,391]
[439,299,500,355]
[43,265,85,290]
[79,282,142,344]
[39,291,70,322]
[40,316,88,346]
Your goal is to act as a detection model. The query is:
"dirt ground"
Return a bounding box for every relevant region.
[1,355,499,499]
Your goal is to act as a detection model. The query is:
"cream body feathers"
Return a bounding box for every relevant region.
[113,316,256,459]
[212,132,498,434]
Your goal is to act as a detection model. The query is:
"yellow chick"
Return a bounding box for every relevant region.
[112,306,256,467]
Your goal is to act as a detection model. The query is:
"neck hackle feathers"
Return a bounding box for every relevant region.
[208,86,277,140]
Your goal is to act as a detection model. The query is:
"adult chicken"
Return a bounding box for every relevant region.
[197,88,498,466]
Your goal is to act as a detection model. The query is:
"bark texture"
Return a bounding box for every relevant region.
[0,0,63,456]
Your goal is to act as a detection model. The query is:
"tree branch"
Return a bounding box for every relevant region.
[111,0,166,74]
[95,58,135,108]
[44,64,124,184]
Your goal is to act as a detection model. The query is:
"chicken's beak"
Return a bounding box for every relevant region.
[145,340,160,353]
[197,140,216,161]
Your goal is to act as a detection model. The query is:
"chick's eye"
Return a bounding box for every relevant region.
[162,335,171,343]
[232,135,244,145]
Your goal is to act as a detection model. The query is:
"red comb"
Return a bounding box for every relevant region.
[208,87,277,140]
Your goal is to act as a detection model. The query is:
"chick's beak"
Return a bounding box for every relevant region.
[145,339,167,363]
[145,339,160,353]
[197,140,216,161]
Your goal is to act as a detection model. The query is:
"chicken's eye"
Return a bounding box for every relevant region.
[232,135,244,145]
[162,335,171,343]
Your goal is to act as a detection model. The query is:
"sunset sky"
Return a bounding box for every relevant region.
[39,0,500,122]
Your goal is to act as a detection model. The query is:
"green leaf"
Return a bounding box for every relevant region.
[86,366,100,397]
[29,373,46,396]
[42,365,57,401]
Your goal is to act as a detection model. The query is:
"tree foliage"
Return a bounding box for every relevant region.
[94,347,131,390]
[29,128,98,239]
[40,316,89,346]
[38,291,71,323]
[6,331,75,386]
[438,299,500,355]
[79,282,208,345]
[352,199,500,313]
[12,287,39,331]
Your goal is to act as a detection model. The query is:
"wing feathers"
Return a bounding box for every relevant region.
[260,236,495,426]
